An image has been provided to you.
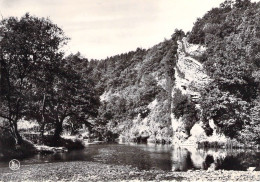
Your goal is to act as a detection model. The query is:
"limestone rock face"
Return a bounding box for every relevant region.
[117,37,213,145]
[171,37,210,145]
[108,36,221,145]
[174,37,209,100]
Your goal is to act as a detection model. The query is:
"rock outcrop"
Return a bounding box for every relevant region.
[171,38,209,146]
[103,36,227,146]
[117,37,210,144]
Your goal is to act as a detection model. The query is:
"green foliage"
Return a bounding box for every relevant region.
[47,53,100,140]
[192,0,260,142]
[90,37,179,137]
[239,97,260,144]
[0,13,68,144]
[200,83,250,138]
[171,29,185,41]
[0,14,99,146]
[2,0,260,146]
[96,74,163,134]
[172,89,199,135]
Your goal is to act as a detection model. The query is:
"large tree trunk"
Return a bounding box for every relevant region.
[13,121,23,145]
[39,123,45,144]
[53,121,63,142]
[40,93,46,144]
[70,123,76,135]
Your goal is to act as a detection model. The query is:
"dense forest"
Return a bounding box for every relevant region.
[1,0,260,157]
[189,0,260,143]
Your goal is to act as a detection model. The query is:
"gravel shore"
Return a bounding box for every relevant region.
[0,161,259,181]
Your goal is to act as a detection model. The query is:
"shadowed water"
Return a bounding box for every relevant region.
[0,143,260,171]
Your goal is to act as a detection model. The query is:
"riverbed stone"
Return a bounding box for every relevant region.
[0,161,259,181]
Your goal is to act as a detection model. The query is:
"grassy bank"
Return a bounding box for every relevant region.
[0,161,259,181]
[0,140,37,160]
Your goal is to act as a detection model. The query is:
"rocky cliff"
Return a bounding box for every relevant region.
[99,36,208,144]
[112,36,231,145]
[171,38,229,146]
[93,29,233,145]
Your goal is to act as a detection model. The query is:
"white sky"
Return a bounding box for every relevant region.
[0,0,250,59]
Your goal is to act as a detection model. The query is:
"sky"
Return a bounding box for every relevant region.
[0,0,238,59]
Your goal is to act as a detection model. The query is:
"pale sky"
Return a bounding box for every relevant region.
[0,0,245,59]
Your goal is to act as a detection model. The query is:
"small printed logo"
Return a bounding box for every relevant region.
[9,159,20,171]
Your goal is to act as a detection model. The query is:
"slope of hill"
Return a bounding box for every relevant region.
[91,37,177,143]
[86,30,207,144]
[87,0,260,146]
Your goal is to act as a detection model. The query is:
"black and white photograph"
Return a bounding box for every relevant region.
[0,0,260,181]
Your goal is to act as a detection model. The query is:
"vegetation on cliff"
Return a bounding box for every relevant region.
[188,0,260,144]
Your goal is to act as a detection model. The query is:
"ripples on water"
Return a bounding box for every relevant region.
[0,143,260,171]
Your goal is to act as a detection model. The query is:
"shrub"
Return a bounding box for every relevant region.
[0,129,36,159]
[43,135,85,150]
[172,89,199,135]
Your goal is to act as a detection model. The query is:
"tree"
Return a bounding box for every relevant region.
[171,29,185,41]
[172,89,199,136]
[234,0,251,8]
[0,13,68,144]
[239,98,260,144]
[49,55,100,142]
[190,0,260,142]
[200,83,250,138]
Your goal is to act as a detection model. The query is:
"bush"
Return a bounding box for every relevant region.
[172,89,189,118]
[43,135,85,150]
[172,89,199,135]
[0,129,36,159]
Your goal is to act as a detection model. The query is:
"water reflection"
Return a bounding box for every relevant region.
[170,147,260,171]
[0,143,259,171]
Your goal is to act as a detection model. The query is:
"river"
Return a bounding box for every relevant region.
[0,143,260,171]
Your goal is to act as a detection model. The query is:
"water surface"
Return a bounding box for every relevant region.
[0,143,260,171]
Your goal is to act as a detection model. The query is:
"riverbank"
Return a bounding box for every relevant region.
[0,161,259,181]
